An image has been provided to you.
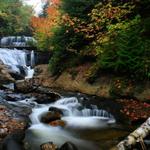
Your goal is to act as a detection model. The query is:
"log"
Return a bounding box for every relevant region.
[116,117,150,150]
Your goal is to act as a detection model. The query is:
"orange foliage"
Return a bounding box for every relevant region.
[31,0,60,37]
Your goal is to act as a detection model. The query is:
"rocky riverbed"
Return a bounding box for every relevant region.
[0,61,150,150]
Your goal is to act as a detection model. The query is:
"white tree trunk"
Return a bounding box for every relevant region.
[117,117,150,150]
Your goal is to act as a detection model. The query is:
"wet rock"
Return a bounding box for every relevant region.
[40,142,58,150]
[15,81,61,103]
[0,64,15,84]
[9,71,24,80]
[60,142,78,150]
[0,128,8,138]
[33,93,59,104]
[5,94,26,102]
[40,112,61,123]
[49,107,63,115]
[49,107,69,116]
[35,87,61,103]
[0,104,28,145]
[49,120,66,127]
[14,79,35,93]
[1,131,25,150]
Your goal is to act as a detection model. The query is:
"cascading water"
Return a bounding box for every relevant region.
[0,36,36,47]
[0,48,34,78]
[24,97,116,150]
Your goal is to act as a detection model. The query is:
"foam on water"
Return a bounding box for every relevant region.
[0,48,34,78]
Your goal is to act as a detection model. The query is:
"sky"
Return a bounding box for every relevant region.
[23,0,44,15]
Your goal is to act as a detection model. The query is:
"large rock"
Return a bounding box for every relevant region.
[14,79,35,93]
[1,131,25,150]
[15,80,61,102]
[40,112,61,123]
[40,142,58,150]
[0,64,15,84]
[60,142,78,150]
[49,107,63,115]
[49,120,66,127]
[34,87,61,104]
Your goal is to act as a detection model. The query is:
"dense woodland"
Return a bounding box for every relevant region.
[0,0,33,37]
[0,1,150,149]
[1,0,150,80]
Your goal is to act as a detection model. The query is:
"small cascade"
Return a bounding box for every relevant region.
[25,96,116,150]
[31,50,35,68]
[0,36,36,47]
[0,48,35,78]
[30,97,115,128]
[53,97,114,119]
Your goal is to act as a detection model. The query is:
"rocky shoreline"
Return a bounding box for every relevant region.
[31,64,150,102]
[0,63,150,150]
[0,103,29,150]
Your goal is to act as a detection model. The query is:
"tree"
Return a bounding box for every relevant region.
[0,0,33,37]
[31,0,61,50]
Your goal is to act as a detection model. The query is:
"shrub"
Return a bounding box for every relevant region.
[97,17,150,79]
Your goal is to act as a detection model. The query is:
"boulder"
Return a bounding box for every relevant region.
[1,131,25,150]
[60,142,78,150]
[40,112,61,123]
[49,107,69,116]
[49,120,66,127]
[35,87,61,101]
[5,94,25,102]
[9,71,24,80]
[40,142,58,150]
[0,64,15,84]
[33,93,60,104]
[49,107,63,115]
[14,79,35,93]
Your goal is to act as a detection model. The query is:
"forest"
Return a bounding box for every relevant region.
[0,0,150,80]
[0,0,150,150]
[31,0,150,81]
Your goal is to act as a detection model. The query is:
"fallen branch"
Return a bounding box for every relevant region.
[116,117,150,150]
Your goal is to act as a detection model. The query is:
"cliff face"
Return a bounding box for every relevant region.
[32,64,150,102]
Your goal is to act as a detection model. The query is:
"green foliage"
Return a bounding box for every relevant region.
[41,0,150,80]
[61,0,100,20]
[0,0,33,37]
[97,17,150,79]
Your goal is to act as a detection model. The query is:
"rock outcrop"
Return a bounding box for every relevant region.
[29,64,150,102]
[0,64,15,84]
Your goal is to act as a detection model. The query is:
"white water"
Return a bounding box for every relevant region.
[30,50,35,68]
[0,36,36,47]
[0,48,34,78]
[25,97,116,150]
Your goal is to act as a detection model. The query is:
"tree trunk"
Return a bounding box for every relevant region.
[116,117,150,150]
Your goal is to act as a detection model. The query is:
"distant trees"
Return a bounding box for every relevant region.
[31,0,150,79]
[31,0,60,50]
[0,0,33,37]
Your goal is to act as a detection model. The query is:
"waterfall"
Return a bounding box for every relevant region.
[0,48,34,78]
[0,36,36,47]
[31,50,35,68]
[30,97,115,127]
[25,96,115,150]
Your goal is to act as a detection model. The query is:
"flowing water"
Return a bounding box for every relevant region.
[24,97,118,150]
[0,42,130,149]
[0,36,36,47]
[0,48,34,78]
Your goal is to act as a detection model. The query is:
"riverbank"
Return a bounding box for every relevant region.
[32,64,150,102]
[14,64,150,124]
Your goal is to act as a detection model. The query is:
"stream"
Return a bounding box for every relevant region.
[1,91,131,150]
[0,45,131,150]
[24,97,115,150]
